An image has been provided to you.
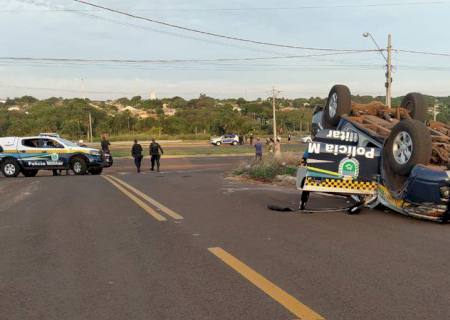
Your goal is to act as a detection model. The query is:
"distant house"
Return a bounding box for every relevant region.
[280,107,296,112]
[162,103,177,117]
[116,105,153,119]
[7,106,21,112]
[232,105,242,112]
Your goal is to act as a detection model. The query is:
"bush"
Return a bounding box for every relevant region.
[234,152,300,182]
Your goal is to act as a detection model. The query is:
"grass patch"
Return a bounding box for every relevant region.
[110,143,305,158]
[233,152,302,182]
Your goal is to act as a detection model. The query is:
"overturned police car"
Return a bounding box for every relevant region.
[0,135,112,177]
[297,84,450,222]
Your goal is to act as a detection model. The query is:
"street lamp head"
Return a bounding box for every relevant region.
[362,32,370,38]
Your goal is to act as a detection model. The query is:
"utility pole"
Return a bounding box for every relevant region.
[386,34,393,109]
[272,87,281,156]
[272,86,279,142]
[362,32,393,109]
[433,100,440,121]
[88,113,93,143]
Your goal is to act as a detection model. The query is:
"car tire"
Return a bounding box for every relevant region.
[1,158,20,178]
[88,167,103,175]
[400,93,427,122]
[323,85,352,128]
[232,141,238,146]
[383,119,432,176]
[22,169,38,177]
[216,142,221,146]
[70,157,87,175]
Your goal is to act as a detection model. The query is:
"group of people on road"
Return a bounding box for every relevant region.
[131,139,164,173]
[237,133,254,145]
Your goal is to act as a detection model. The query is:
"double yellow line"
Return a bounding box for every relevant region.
[103,175,184,222]
[103,175,323,319]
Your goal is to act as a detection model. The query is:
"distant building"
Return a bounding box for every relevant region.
[7,106,21,112]
[162,103,177,116]
[232,105,242,112]
[280,107,296,112]
[115,105,153,119]
[149,91,157,100]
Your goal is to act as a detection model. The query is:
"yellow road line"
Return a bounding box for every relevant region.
[102,176,167,222]
[208,247,325,320]
[107,175,184,220]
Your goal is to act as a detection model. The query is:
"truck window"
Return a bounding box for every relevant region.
[22,139,39,148]
[45,139,64,148]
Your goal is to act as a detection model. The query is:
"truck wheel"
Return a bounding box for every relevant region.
[71,157,87,175]
[401,93,427,122]
[1,159,20,177]
[88,167,103,175]
[22,169,38,177]
[383,119,431,176]
[323,85,352,128]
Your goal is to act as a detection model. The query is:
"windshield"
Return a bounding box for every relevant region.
[58,138,80,147]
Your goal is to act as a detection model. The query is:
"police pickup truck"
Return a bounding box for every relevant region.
[0,134,111,177]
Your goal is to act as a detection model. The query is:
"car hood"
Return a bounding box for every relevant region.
[69,147,101,154]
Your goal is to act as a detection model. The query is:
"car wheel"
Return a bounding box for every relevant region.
[232,141,238,146]
[400,93,427,122]
[71,157,87,175]
[22,169,38,177]
[383,119,432,176]
[323,85,352,128]
[216,142,221,146]
[88,167,103,175]
[1,159,20,178]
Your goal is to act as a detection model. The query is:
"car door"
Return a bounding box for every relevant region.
[17,138,48,168]
[42,138,66,167]
[222,134,232,144]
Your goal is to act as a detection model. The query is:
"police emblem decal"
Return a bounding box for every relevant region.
[339,157,359,178]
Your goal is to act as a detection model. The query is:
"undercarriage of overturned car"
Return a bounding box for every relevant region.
[298,84,450,222]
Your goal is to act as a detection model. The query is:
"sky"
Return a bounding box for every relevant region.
[1,0,450,100]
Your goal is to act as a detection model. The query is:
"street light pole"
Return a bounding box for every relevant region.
[363,32,393,109]
[386,34,393,109]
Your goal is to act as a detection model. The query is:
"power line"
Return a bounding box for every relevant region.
[71,0,377,52]
[4,1,450,12]
[395,49,450,57]
[0,51,376,64]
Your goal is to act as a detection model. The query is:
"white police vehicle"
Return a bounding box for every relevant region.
[0,134,111,177]
[210,134,239,146]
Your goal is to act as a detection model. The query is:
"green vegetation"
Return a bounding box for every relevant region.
[109,143,305,158]
[234,152,303,182]
[0,95,316,140]
[1,93,449,141]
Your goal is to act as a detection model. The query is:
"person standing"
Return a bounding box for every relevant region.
[268,138,274,153]
[254,138,263,161]
[288,133,292,142]
[249,133,254,145]
[101,134,111,153]
[131,139,143,173]
[149,138,164,172]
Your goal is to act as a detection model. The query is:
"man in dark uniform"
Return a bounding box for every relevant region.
[149,138,164,172]
[131,139,143,173]
[101,135,110,153]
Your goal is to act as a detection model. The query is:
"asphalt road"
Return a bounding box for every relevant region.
[1,156,450,320]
